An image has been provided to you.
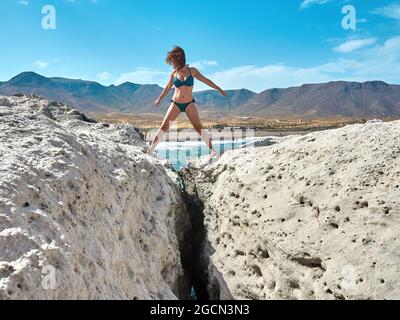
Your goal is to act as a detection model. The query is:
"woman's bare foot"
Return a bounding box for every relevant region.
[210,149,220,158]
[146,147,155,155]
[139,145,153,155]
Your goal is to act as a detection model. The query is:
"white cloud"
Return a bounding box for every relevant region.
[333,38,377,53]
[373,3,400,20]
[18,0,28,5]
[200,64,333,92]
[190,60,219,70]
[200,37,400,92]
[115,68,170,85]
[97,72,113,81]
[300,0,330,9]
[34,60,49,69]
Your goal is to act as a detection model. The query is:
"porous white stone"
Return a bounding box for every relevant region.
[187,120,400,300]
[0,95,189,300]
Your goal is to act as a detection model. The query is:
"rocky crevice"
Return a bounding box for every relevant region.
[178,168,212,300]
[0,94,212,301]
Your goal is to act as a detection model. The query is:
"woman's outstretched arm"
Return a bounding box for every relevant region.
[155,72,175,106]
[191,68,227,96]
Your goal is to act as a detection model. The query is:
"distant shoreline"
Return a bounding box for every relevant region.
[91,114,387,143]
[94,114,381,134]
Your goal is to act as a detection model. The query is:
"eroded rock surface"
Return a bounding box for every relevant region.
[182,120,400,300]
[0,95,191,300]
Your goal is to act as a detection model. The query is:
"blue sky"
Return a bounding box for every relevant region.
[1,0,400,92]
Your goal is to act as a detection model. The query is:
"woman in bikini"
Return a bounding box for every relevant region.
[146,46,227,155]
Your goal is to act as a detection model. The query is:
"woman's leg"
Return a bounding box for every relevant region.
[185,103,217,154]
[147,102,180,154]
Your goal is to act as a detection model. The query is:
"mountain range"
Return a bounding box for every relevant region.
[1,72,400,118]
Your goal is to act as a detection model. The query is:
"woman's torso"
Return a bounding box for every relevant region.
[172,65,194,103]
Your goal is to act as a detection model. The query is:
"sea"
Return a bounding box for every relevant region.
[154,137,279,171]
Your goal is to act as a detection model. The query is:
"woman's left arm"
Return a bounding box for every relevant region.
[191,68,227,96]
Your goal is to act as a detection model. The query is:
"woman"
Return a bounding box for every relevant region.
[146,46,227,155]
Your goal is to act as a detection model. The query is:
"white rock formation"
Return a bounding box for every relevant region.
[0,95,190,300]
[182,120,400,300]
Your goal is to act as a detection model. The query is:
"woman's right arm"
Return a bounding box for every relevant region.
[155,72,175,106]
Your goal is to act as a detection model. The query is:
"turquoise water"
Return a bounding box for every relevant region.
[155,139,249,171]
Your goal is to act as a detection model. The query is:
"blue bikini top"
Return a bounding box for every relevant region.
[174,65,194,88]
